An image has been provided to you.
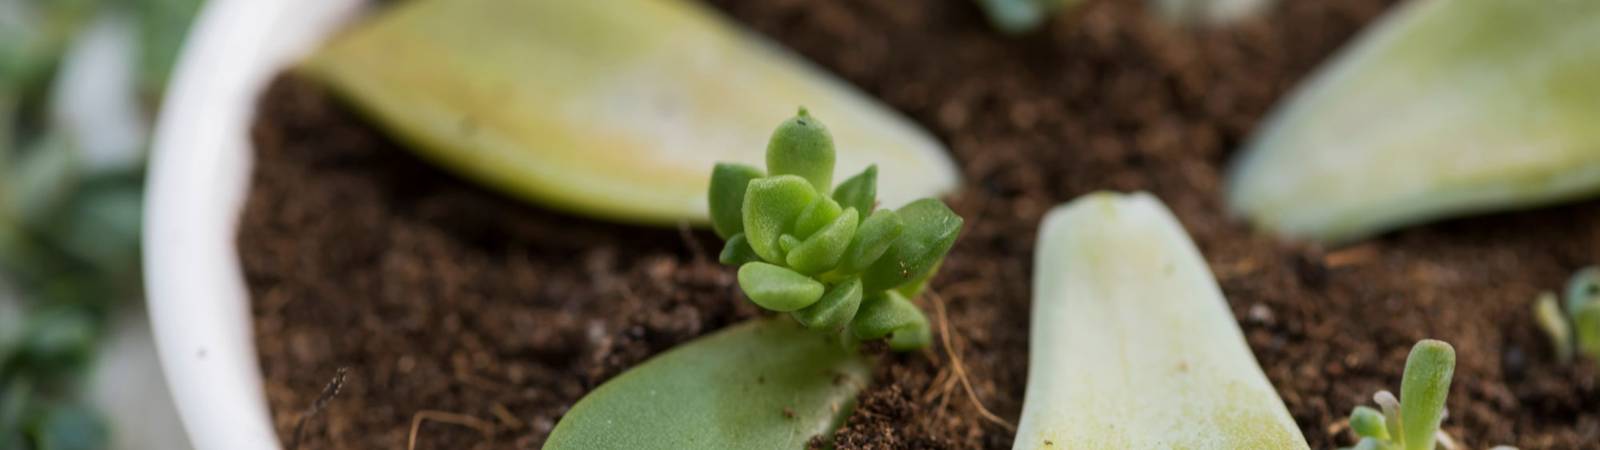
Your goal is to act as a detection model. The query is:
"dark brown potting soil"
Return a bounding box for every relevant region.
[240,0,1600,448]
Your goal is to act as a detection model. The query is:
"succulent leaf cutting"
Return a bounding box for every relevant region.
[709,108,962,351]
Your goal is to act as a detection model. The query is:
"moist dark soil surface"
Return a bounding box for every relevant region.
[240,0,1600,448]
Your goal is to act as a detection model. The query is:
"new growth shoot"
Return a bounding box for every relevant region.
[1534,266,1600,363]
[1343,340,1514,450]
[709,108,963,351]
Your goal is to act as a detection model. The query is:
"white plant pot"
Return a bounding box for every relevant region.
[143,0,367,448]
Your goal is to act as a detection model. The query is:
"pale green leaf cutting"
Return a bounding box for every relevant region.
[545,318,871,449]
[301,0,959,226]
[1227,0,1600,243]
[1016,191,1308,449]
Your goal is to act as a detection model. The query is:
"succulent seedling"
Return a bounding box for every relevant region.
[1340,340,1512,450]
[1533,266,1600,363]
[709,108,962,351]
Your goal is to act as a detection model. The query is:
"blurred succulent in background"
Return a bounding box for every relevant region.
[0,0,200,448]
[710,108,962,351]
[1533,267,1600,364]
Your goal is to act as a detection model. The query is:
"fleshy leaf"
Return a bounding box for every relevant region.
[1574,302,1600,360]
[793,278,863,331]
[767,108,836,193]
[837,209,904,275]
[1015,192,1308,449]
[709,163,763,239]
[1400,340,1455,450]
[849,291,929,351]
[545,318,872,449]
[738,262,824,312]
[743,175,817,263]
[793,196,842,239]
[779,234,803,255]
[302,0,959,226]
[862,199,962,291]
[832,165,877,216]
[787,208,859,274]
[719,233,761,266]
[1227,0,1600,243]
[1350,406,1389,440]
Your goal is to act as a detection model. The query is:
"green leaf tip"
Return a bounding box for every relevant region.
[793,278,863,331]
[1350,406,1389,441]
[739,262,825,312]
[849,291,930,351]
[709,163,764,239]
[1400,339,1455,450]
[833,164,878,215]
[708,111,960,351]
[545,318,871,449]
[767,109,836,193]
[863,199,962,292]
[786,208,859,274]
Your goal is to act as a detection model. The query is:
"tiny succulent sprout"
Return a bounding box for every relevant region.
[708,108,962,351]
[1340,340,1513,450]
[1532,266,1600,363]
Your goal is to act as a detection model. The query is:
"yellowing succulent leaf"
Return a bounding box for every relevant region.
[1017,192,1307,450]
[1228,0,1600,243]
[302,0,958,226]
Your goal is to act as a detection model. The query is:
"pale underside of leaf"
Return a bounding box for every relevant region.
[301,0,958,226]
[545,318,872,449]
[1227,0,1600,244]
[1016,192,1308,450]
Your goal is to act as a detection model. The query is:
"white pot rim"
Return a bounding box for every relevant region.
[143,1,365,448]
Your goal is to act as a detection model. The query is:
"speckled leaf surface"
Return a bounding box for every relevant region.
[1228,0,1600,243]
[302,0,958,226]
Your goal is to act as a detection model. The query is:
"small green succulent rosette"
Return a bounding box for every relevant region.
[709,108,961,351]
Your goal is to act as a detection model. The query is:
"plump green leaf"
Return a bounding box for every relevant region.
[1350,406,1389,440]
[767,108,835,193]
[719,233,761,266]
[837,209,903,275]
[862,199,962,291]
[787,208,859,274]
[1400,340,1455,450]
[1565,266,1600,316]
[832,165,877,215]
[1574,302,1600,360]
[545,318,872,449]
[849,291,929,351]
[709,163,764,239]
[778,234,803,255]
[743,175,817,263]
[793,196,842,239]
[1227,0,1600,243]
[738,262,825,312]
[1016,192,1307,449]
[793,278,863,331]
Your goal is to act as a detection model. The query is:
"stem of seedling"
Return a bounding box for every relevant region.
[708,108,962,351]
